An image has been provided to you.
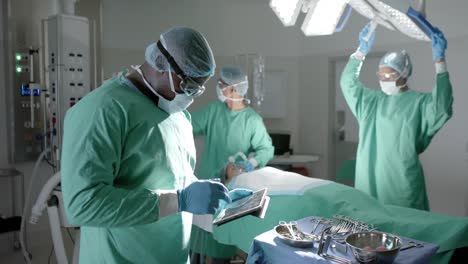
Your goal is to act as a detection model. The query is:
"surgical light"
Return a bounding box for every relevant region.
[348,0,431,41]
[270,0,352,36]
[301,0,349,36]
[347,0,394,30]
[269,0,303,27]
[378,0,429,41]
[271,0,434,41]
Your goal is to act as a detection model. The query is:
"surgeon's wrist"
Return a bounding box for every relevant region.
[352,50,366,61]
[156,190,179,218]
[248,158,258,168]
[435,61,448,74]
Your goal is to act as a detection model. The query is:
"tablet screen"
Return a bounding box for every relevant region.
[213,188,267,225]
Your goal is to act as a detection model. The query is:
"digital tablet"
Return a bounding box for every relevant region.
[213,188,268,226]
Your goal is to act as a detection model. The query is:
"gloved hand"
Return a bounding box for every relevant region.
[431,27,447,61]
[177,180,231,215]
[235,160,254,172]
[228,188,253,201]
[218,188,253,211]
[358,22,376,55]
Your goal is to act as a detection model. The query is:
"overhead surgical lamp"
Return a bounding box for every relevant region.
[270,0,351,36]
[348,0,432,41]
[301,0,349,36]
[269,0,303,27]
[270,0,434,41]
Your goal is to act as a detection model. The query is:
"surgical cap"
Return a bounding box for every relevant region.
[145,27,216,78]
[220,65,249,96]
[379,50,413,78]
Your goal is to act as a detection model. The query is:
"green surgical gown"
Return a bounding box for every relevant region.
[340,57,453,211]
[61,75,197,264]
[192,101,274,180]
[190,101,274,258]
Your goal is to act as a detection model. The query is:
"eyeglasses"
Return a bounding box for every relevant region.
[157,41,205,97]
[217,80,229,89]
[178,75,205,97]
[376,71,400,81]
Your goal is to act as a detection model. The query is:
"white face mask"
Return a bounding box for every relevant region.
[216,83,244,103]
[132,65,194,114]
[379,81,406,95]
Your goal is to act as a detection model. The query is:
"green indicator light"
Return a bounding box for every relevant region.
[16,66,22,73]
[16,54,22,61]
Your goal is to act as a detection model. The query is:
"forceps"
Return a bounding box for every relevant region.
[279,221,299,240]
[400,241,424,251]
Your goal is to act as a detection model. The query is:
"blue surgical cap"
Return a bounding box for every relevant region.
[379,50,412,78]
[220,65,249,96]
[145,27,216,78]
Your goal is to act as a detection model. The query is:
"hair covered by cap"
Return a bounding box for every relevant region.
[144,27,216,78]
[379,50,413,78]
[220,65,249,96]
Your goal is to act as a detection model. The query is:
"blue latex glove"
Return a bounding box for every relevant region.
[235,160,254,172]
[177,180,231,214]
[218,188,253,211]
[358,22,376,55]
[431,27,447,61]
[228,188,253,201]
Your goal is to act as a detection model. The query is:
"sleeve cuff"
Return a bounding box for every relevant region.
[156,190,179,219]
[435,61,448,74]
[351,50,366,61]
[249,158,258,168]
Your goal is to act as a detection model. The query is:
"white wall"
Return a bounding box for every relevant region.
[101,0,302,57]
[98,0,468,216]
[297,55,330,179]
[101,0,468,55]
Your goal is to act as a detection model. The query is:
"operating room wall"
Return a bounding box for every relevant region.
[101,0,468,56]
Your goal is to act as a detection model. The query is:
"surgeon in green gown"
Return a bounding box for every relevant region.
[340,23,453,211]
[190,66,274,263]
[60,27,240,264]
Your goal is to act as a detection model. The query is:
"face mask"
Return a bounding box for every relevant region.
[132,65,193,114]
[216,83,244,103]
[379,81,406,95]
[164,68,194,113]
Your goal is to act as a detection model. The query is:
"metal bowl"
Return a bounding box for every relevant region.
[345,232,402,264]
[274,225,316,248]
